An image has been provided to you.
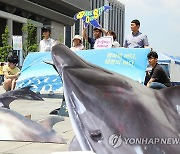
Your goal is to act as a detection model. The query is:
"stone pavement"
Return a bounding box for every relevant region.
[0,85,75,154]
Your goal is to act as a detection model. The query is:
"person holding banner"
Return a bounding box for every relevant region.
[83,27,105,49]
[3,56,20,91]
[39,27,55,52]
[123,19,149,48]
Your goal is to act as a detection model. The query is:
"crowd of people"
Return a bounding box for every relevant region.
[0,19,172,91]
[75,19,171,89]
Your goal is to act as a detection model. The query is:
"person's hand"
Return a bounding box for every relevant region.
[16,72,21,78]
[83,26,88,30]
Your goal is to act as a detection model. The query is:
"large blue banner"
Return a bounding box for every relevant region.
[76,48,150,83]
[16,48,150,92]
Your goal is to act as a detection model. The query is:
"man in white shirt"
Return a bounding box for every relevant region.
[39,27,54,52]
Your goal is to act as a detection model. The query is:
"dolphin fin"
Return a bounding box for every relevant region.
[0,87,44,109]
[1,97,15,109]
[37,116,66,144]
[37,116,64,130]
[43,60,57,72]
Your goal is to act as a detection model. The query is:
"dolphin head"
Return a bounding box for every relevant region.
[52,43,89,76]
[52,43,180,154]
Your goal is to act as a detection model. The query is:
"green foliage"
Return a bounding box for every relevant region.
[27,44,39,52]
[59,34,64,43]
[2,25,9,47]
[0,26,13,62]
[22,20,38,56]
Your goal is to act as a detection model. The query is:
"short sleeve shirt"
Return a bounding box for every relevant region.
[88,37,96,49]
[0,66,3,75]
[150,63,171,87]
[3,65,20,77]
[123,32,149,48]
[70,44,85,52]
[39,38,55,52]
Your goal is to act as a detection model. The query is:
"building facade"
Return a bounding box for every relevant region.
[66,0,125,48]
[0,0,125,56]
[0,0,90,48]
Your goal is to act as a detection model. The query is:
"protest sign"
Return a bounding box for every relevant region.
[94,36,113,49]
[13,36,22,50]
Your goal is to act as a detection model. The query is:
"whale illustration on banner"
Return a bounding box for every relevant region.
[52,43,180,154]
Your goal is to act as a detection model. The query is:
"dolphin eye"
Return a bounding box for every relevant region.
[90,130,103,142]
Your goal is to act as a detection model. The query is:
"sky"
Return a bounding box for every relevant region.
[120,0,180,56]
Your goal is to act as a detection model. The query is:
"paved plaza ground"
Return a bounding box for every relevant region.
[0,85,75,154]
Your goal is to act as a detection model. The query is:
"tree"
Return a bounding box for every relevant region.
[0,25,12,62]
[22,20,38,56]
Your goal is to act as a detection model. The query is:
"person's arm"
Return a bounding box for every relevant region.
[143,35,149,48]
[147,66,160,87]
[4,71,20,80]
[147,78,155,87]
[100,28,107,35]
[123,39,127,48]
[82,27,88,41]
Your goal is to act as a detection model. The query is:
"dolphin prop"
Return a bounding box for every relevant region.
[0,107,66,143]
[74,6,111,28]
[51,43,180,154]
[0,86,44,109]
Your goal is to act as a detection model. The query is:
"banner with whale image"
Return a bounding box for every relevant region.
[16,52,62,93]
[16,48,149,92]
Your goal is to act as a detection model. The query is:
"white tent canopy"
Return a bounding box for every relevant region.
[157,52,180,82]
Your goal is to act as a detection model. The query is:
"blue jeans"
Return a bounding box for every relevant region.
[0,75,4,85]
[149,82,167,90]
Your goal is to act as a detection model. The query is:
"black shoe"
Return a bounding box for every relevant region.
[49,108,60,115]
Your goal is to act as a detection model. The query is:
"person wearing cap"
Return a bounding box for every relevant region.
[123,19,149,48]
[39,27,55,52]
[83,27,106,49]
[70,35,85,52]
[3,55,20,91]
